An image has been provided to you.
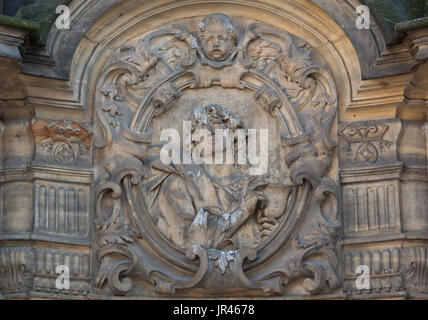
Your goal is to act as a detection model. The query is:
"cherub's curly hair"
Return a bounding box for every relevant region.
[191,104,245,134]
[190,105,249,171]
[197,13,238,44]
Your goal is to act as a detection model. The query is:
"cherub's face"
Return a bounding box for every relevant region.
[199,22,234,61]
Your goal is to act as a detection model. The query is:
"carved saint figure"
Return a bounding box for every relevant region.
[197,13,237,62]
[145,105,266,250]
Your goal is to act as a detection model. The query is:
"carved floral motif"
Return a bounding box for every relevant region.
[32,120,92,164]
[339,121,392,164]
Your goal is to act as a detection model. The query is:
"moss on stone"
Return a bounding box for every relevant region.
[401,0,428,20]
[396,16,428,32]
[14,0,71,45]
[0,14,39,32]
[6,0,428,47]
[359,0,409,44]
[357,0,428,44]
[15,0,72,24]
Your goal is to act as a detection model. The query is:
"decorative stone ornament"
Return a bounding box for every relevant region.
[94,13,340,297]
[1,0,428,301]
[32,119,92,166]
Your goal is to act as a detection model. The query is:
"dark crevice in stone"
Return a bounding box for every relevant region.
[360,0,428,45]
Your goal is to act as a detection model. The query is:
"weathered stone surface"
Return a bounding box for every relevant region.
[0,0,426,300]
[91,12,340,297]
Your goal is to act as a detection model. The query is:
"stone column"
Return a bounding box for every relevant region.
[0,107,34,234]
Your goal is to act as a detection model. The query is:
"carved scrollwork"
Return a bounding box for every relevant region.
[152,83,182,117]
[339,121,392,164]
[32,120,92,165]
[254,86,282,117]
[149,245,209,294]
[94,13,340,297]
[94,168,145,295]
[401,246,428,292]
[0,248,35,294]
[253,177,340,295]
[95,244,138,296]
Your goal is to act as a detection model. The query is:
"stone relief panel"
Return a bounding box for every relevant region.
[34,180,90,239]
[93,13,340,297]
[344,246,428,295]
[34,248,90,296]
[32,120,92,167]
[0,247,35,294]
[0,246,91,296]
[339,120,401,168]
[343,248,403,295]
[342,181,401,236]
[401,246,428,292]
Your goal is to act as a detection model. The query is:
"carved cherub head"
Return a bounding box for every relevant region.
[198,13,237,61]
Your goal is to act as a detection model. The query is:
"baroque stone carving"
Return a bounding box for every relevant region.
[342,181,401,235]
[0,247,35,294]
[34,249,90,296]
[339,121,392,164]
[343,248,402,295]
[32,120,92,165]
[34,180,90,238]
[401,246,428,292]
[94,13,339,297]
